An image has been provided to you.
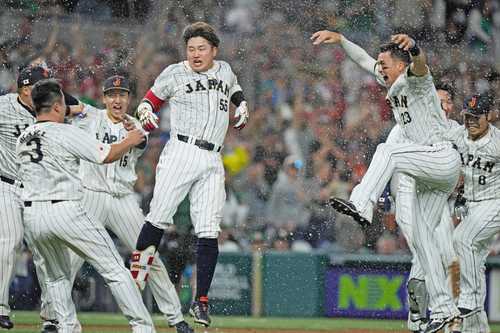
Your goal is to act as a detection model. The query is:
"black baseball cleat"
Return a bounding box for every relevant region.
[41,319,58,333]
[423,318,447,333]
[0,316,13,330]
[175,320,194,333]
[328,197,371,227]
[190,300,211,327]
[458,307,481,318]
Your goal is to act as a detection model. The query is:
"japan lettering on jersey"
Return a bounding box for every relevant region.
[384,69,449,146]
[16,122,111,201]
[72,105,145,196]
[0,93,36,180]
[445,124,500,201]
[150,60,242,146]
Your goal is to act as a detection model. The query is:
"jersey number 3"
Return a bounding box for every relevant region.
[26,138,43,163]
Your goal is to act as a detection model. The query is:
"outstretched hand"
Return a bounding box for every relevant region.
[310,30,342,45]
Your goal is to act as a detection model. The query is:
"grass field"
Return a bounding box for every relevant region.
[8,311,500,332]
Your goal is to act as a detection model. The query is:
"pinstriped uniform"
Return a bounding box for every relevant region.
[70,105,184,326]
[347,70,461,318]
[0,93,53,319]
[446,124,500,332]
[16,122,155,333]
[388,121,460,329]
[147,60,241,238]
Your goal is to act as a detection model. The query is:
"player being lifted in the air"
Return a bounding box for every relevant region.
[311,31,462,333]
[69,75,193,333]
[130,22,249,327]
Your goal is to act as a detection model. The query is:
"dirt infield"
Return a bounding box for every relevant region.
[15,323,408,332]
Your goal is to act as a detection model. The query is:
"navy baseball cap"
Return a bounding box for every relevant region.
[17,66,50,88]
[103,75,130,94]
[462,94,492,116]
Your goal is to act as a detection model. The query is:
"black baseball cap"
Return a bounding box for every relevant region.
[17,66,50,88]
[103,75,130,94]
[462,94,492,116]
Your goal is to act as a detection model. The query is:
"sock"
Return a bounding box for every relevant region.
[195,238,219,302]
[136,221,164,251]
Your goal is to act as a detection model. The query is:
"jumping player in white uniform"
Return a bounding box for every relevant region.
[0,66,82,332]
[16,79,155,333]
[312,31,462,332]
[130,21,249,327]
[387,83,461,332]
[69,75,193,333]
[444,94,500,333]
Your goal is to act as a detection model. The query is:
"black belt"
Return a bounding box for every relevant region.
[24,200,64,207]
[177,134,222,152]
[0,176,23,188]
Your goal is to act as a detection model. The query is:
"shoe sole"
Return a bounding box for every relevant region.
[460,307,481,319]
[189,308,210,327]
[328,198,371,227]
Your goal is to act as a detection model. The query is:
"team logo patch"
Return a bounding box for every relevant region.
[469,96,477,108]
[113,78,121,87]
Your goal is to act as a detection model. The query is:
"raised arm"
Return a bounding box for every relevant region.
[391,34,428,76]
[311,30,382,81]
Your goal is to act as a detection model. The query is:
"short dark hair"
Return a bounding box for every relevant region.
[379,42,411,64]
[31,79,63,115]
[435,82,455,99]
[183,22,220,47]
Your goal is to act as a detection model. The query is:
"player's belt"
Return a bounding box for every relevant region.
[177,134,222,152]
[24,200,64,207]
[0,175,23,188]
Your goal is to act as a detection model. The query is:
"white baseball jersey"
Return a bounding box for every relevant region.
[342,37,461,319]
[150,60,242,146]
[69,105,184,326]
[0,93,54,319]
[73,105,145,196]
[17,122,111,201]
[446,124,500,201]
[0,93,36,180]
[16,120,155,332]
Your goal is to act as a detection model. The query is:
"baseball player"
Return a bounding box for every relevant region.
[0,66,82,332]
[386,83,461,332]
[69,75,193,333]
[444,94,500,333]
[312,31,462,332]
[16,79,155,333]
[130,21,249,327]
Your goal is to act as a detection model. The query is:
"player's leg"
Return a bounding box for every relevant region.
[107,194,191,331]
[69,190,110,283]
[23,203,78,333]
[55,201,155,332]
[435,202,460,300]
[132,142,198,289]
[453,200,500,333]
[331,143,460,225]
[0,183,24,327]
[188,153,225,326]
[391,174,428,332]
[412,190,460,333]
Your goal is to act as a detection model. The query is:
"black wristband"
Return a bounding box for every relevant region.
[409,44,420,57]
[230,91,245,107]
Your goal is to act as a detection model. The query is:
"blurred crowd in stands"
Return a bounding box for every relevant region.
[1,0,500,258]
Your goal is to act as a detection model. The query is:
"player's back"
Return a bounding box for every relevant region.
[386,70,449,146]
[17,122,110,201]
[0,93,36,180]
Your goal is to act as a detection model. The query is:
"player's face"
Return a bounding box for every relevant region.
[186,37,218,72]
[463,113,489,141]
[437,90,453,117]
[377,51,406,87]
[103,90,130,122]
